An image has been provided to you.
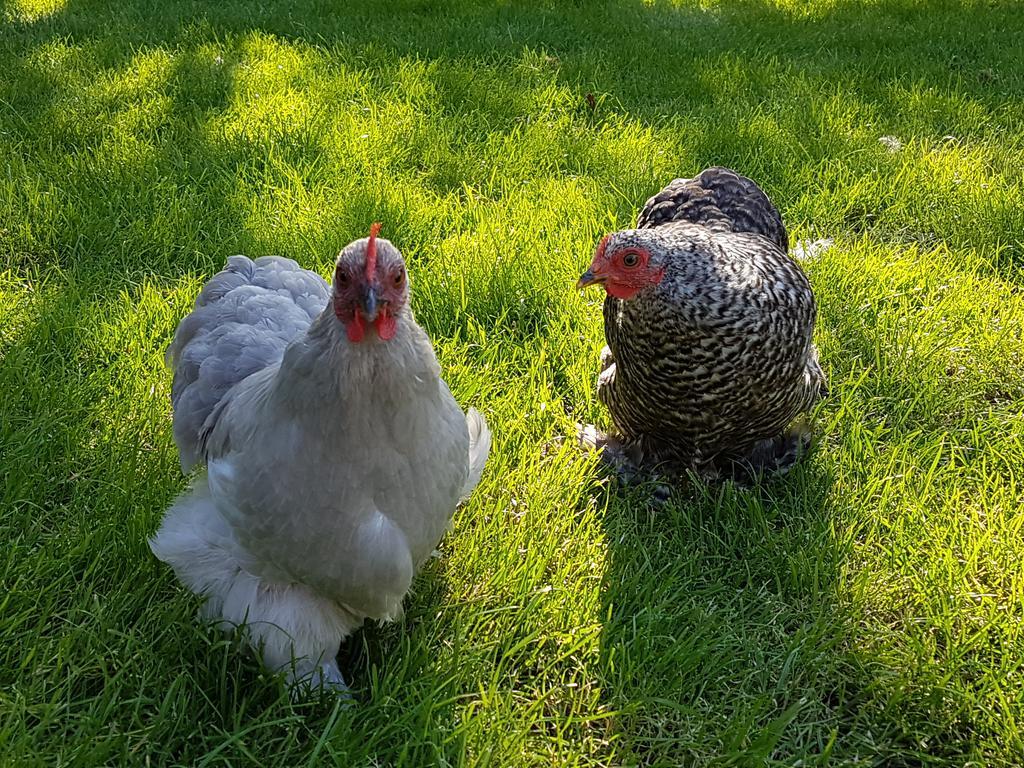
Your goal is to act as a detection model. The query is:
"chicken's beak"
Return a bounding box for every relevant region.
[576,269,605,290]
[360,285,379,321]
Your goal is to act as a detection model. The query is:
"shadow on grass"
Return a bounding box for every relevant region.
[2,0,1023,762]
[586,449,848,763]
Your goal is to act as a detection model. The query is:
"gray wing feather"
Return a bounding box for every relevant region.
[168,255,330,471]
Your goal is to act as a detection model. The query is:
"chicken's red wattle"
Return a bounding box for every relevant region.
[347,309,366,342]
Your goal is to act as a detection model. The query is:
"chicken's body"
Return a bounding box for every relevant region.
[151,237,489,693]
[579,168,825,479]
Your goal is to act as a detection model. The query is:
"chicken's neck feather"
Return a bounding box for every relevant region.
[269,305,441,413]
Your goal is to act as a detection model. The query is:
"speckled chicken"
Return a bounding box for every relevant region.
[150,224,490,696]
[577,167,826,481]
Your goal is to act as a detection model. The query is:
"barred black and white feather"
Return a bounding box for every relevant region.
[594,167,825,477]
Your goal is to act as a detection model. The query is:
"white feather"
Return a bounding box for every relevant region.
[461,407,492,501]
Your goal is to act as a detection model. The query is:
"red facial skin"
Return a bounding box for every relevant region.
[580,235,665,299]
[347,306,365,342]
[333,264,406,342]
[332,224,407,342]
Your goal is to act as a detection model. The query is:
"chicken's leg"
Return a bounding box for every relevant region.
[577,425,673,503]
[719,421,813,483]
[286,656,351,700]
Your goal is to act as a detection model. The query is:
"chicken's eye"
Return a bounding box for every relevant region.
[393,269,405,288]
[336,270,350,288]
[621,251,640,268]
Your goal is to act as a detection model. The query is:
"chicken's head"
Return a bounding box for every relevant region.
[332,223,410,343]
[577,231,666,301]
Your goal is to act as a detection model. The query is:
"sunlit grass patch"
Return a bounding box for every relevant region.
[2,0,1023,764]
[2,0,66,23]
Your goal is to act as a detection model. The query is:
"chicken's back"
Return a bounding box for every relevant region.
[168,255,330,471]
[637,166,788,251]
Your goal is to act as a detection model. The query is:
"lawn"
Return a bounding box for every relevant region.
[2,0,1023,764]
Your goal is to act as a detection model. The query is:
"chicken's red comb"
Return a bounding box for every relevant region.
[365,221,382,281]
[596,233,611,259]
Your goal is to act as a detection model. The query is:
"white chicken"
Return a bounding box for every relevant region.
[150,224,490,695]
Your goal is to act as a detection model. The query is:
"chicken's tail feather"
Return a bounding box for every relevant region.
[461,408,491,501]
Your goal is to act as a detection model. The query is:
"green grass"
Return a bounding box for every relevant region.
[2,0,1023,764]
